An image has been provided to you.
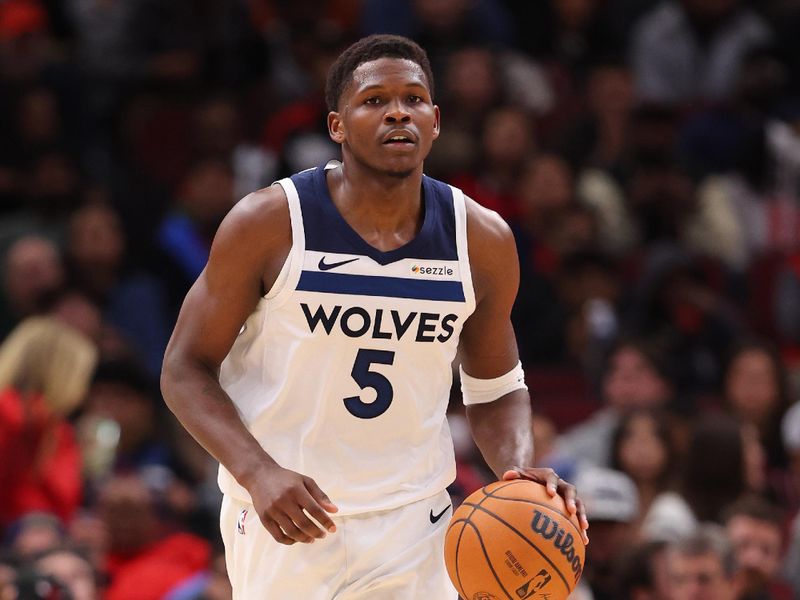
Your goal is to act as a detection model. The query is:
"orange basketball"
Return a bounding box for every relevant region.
[444,479,585,600]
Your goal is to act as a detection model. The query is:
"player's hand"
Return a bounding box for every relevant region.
[502,466,589,545]
[248,465,338,545]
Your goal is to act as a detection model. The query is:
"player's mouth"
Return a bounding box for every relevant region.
[382,130,416,147]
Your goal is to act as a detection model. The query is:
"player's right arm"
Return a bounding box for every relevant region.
[160,185,337,545]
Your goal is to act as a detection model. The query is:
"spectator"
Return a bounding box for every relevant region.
[723,339,792,471]
[360,0,514,68]
[627,245,743,397]
[572,466,640,600]
[646,414,759,540]
[65,202,171,377]
[156,157,236,300]
[0,317,97,528]
[78,359,178,482]
[666,525,737,600]
[3,513,65,560]
[631,0,772,105]
[563,60,636,174]
[722,495,791,600]
[0,234,64,335]
[33,546,100,600]
[0,553,16,599]
[614,539,671,600]
[451,106,536,222]
[782,505,800,599]
[555,338,675,469]
[97,474,210,600]
[611,408,679,538]
[781,401,800,511]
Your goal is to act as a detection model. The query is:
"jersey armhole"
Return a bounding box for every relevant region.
[263,178,305,309]
[450,185,477,316]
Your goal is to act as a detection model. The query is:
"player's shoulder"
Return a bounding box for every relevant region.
[211,183,291,259]
[232,183,288,222]
[462,194,516,255]
[460,194,519,303]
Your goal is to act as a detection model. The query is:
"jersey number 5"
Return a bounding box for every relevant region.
[344,349,395,419]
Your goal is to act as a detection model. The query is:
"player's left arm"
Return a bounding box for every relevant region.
[460,198,589,541]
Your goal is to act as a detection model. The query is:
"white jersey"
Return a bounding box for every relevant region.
[217,162,476,515]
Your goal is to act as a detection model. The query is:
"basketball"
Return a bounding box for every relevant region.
[444,479,585,600]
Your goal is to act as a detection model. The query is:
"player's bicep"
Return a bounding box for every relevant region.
[459,204,521,378]
[459,297,519,379]
[165,189,288,370]
[167,266,259,369]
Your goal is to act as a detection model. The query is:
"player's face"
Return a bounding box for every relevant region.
[329,58,440,178]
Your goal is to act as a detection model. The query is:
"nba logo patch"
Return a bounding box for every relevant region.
[237,508,248,535]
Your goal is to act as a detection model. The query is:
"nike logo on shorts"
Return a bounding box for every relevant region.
[318,256,359,271]
[429,504,451,524]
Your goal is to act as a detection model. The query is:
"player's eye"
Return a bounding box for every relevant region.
[364,96,381,105]
[408,95,422,103]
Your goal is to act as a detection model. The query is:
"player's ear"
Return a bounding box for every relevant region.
[328,112,345,144]
[432,105,440,141]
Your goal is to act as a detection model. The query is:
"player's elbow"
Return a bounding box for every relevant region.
[160,347,195,414]
[159,351,181,414]
[160,346,219,414]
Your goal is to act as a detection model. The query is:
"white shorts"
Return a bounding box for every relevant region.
[220,489,459,599]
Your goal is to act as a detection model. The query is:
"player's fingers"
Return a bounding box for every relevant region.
[302,498,338,534]
[260,515,296,546]
[303,476,339,514]
[501,469,521,481]
[516,467,561,495]
[285,504,327,540]
[275,512,315,544]
[557,478,578,514]
[575,497,590,545]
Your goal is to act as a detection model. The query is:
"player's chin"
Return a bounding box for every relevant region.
[381,156,421,178]
[383,166,416,179]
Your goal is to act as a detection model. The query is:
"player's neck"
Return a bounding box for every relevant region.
[326,162,425,250]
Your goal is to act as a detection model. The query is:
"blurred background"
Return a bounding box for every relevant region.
[0,0,799,598]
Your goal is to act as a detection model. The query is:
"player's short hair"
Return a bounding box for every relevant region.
[325,34,434,112]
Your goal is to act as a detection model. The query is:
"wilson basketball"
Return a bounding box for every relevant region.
[444,479,585,600]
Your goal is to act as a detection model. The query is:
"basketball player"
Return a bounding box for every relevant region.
[161,34,589,598]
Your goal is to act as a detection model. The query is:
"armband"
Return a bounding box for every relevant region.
[459,361,527,405]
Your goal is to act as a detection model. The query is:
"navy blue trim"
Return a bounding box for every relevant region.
[290,165,458,266]
[297,271,465,302]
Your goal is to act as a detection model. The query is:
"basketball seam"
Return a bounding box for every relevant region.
[463,503,573,593]
[483,494,584,540]
[480,481,521,498]
[450,482,516,598]
[464,520,515,600]
[452,520,468,599]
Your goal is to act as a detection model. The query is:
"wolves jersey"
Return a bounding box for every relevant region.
[217,162,476,515]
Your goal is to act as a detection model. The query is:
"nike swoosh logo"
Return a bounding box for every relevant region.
[429,504,451,524]
[318,256,359,271]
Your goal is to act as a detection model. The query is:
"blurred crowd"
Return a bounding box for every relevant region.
[0,0,799,598]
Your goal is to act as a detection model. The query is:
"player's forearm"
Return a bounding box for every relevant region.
[465,390,534,479]
[160,356,278,487]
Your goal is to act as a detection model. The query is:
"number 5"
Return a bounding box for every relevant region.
[344,349,395,419]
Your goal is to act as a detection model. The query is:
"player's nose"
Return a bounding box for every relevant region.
[384,99,411,123]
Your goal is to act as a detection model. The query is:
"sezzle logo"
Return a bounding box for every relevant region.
[411,264,454,276]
